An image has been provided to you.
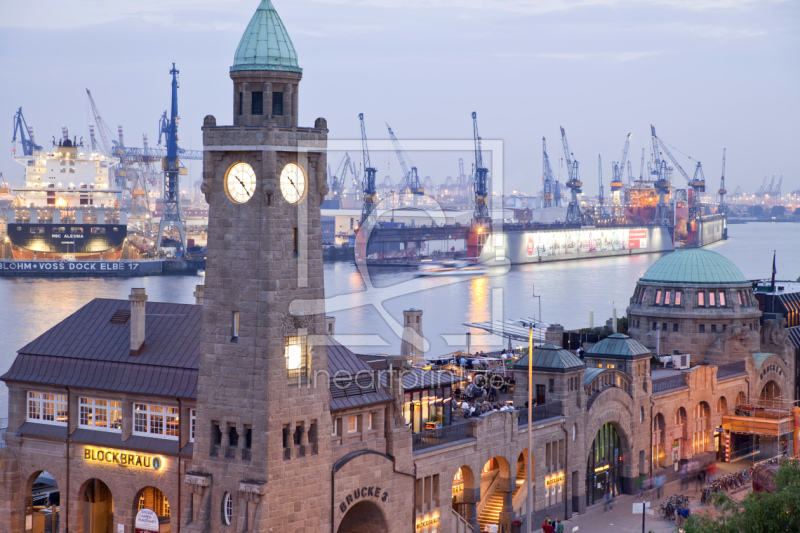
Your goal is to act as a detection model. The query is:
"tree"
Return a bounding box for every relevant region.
[684,459,800,533]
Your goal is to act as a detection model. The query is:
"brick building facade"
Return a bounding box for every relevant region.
[1,2,797,533]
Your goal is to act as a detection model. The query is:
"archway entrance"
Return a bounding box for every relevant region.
[83,478,113,533]
[134,487,170,532]
[586,423,624,507]
[27,471,59,533]
[337,500,388,533]
[760,381,781,407]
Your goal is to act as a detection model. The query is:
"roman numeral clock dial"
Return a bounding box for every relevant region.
[224,162,257,203]
[280,163,307,204]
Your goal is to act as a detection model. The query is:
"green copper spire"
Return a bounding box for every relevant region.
[231,0,302,73]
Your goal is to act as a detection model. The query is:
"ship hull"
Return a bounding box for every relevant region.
[479,225,675,264]
[7,223,127,255]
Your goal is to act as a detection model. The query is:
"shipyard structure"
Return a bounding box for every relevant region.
[0,3,795,533]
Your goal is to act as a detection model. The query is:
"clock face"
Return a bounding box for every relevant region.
[280,163,307,204]
[224,162,256,204]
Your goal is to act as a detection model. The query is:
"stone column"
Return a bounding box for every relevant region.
[284,84,293,127]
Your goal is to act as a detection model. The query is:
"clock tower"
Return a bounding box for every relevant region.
[185,1,332,531]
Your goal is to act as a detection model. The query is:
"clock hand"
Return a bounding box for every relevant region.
[286,173,301,195]
[235,176,252,197]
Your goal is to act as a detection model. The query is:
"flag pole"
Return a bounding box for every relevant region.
[526,326,533,533]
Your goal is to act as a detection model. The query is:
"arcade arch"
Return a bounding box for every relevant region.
[27,471,60,533]
[134,486,171,527]
[337,500,388,533]
[81,478,114,533]
[675,407,689,459]
[651,413,666,468]
[717,396,728,414]
[692,402,711,455]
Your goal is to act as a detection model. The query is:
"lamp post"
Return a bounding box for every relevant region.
[526,326,533,533]
[532,284,542,326]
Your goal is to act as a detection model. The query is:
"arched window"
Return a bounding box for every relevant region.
[222,492,233,526]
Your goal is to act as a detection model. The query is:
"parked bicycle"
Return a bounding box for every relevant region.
[659,494,689,519]
[701,469,751,504]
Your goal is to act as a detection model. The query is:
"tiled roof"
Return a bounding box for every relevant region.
[231,0,301,73]
[327,338,394,412]
[513,344,585,373]
[788,326,800,349]
[587,333,651,358]
[583,367,607,386]
[2,299,201,398]
[640,249,747,285]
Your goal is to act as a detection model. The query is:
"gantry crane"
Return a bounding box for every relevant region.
[155,63,187,254]
[610,133,631,218]
[329,153,352,201]
[12,108,42,156]
[542,137,555,208]
[559,126,583,225]
[359,113,378,225]
[651,125,706,223]
[386,123,423,196]
[650,126,672,225]
[471,112,490,224]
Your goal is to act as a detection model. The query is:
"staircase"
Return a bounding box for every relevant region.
[513,461,525,497]
[477,489,504,530]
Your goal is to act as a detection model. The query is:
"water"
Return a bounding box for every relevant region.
[1,223,797,418]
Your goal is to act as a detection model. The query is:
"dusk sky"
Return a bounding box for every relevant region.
[2,0,797,198]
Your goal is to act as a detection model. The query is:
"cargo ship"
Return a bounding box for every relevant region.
[4,133,127,260]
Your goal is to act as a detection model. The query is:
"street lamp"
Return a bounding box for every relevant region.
[532,284,542,326]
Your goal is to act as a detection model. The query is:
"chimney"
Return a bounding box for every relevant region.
[325,316,336,336]
[130,288,148,355]
[193,284,205,305]
[545,324,564,346]
[400,309,425,366]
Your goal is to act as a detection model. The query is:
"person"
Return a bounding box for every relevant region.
[542,516,553,533]
[603,490,612,512]
[637,473,645,498]
[656,474,665,499]
[554,518,564,533]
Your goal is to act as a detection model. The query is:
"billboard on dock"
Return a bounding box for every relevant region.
[524,227,645,258]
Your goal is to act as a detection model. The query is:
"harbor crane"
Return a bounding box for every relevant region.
[650,126,672,225]
[597,154,605,219]
[386,123,423,196]
[651,125,706,222]
[471,112,490,224]
[329,153,353,201]
[559,126,582,225]
[12,108,42,156]
[542,137,555,208]
[155,63,187,254]
[610,133,631,217]
[359,113,378,226]
[718,148,727,215]
[627,161,634,184]
[638,148,645,182]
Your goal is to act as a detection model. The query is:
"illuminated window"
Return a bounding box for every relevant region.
[347,415,357,434]
[709,292,716,306]
[367,412,374,430]
[675,291,682,306]
[27,391,68,425]
[664,291,671,305]
[332,418,338,436]
[133,403,179,440]
[738,291,743,305]
[190,409,197,442]
[697,292,705,306]
[285,335,309,379]
[79,397,122,431]
[655,290,662,305]
[718,292,726,306]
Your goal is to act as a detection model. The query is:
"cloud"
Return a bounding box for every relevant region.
[310,0,787,15]
[494,50,664,62]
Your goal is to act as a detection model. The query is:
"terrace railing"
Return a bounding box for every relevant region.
[412,421,472,451]
[517,401,563,426]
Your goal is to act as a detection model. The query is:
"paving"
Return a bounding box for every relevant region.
[532,460,755,533]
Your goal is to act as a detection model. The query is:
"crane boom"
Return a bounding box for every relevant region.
[611,133,632,190]
[86,89,115,157]
[542,137,554,207]
[386,123,422,194]
[559,126,582,225]
[12,107,42,156]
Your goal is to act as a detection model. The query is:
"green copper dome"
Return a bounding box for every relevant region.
[231,0,302,73]
[641,249,747,285]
